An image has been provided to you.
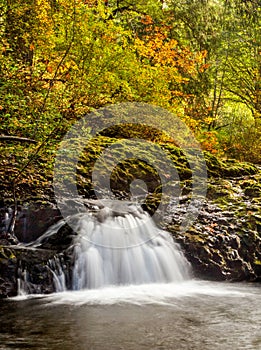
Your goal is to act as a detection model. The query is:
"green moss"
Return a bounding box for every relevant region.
[207,183,232,200]
[0,247,16,261]
[203,152,259,179]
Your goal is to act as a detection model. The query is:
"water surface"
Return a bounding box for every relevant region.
[0,280,260,350]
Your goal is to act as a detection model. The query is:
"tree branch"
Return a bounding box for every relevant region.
[0,135,37,144]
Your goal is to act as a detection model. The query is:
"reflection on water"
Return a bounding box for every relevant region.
[0,281,260,350]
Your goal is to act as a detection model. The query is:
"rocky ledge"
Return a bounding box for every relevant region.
[0,142,260,298]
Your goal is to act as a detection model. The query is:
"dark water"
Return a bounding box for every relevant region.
[0,281,260,350]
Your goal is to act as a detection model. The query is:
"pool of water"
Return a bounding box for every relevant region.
[0,280,260,350]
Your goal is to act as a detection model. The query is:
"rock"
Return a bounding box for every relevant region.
[244,186,261,198]
[168,172,261,282]
[0,247,17,298]
[0,142,261,297]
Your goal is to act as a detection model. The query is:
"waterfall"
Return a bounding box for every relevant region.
[18,203,191,295]
[48,204,191,291]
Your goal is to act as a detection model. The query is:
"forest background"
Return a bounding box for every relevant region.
[0,0,260,198]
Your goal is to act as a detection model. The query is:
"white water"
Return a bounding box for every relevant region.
[41,280,254,306]
[17,205,191,295]
[69,208,190,290]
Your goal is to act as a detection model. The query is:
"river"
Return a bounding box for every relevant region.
[0,280,260,350]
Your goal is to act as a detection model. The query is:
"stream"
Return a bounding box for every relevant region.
[0,280,260,350]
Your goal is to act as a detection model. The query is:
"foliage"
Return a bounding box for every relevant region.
[0,0,260,201]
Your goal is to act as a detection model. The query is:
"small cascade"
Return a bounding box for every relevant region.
[48,257,67,293]
[46,204,191,292]
[17,267,30,296]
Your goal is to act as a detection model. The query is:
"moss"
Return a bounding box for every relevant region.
[75,136,193,198]
[207,182,234,200]
[0,247,16,262]
[222,163,258,177]
[244,185,261,198]
[204,152,226,177]
[0,247,10,259]
[1,127,260,205]
[204,151,259,179]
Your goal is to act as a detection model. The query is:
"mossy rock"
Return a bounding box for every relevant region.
[204,152,226,177]
[75,136,193,198]
[244,185,261,198]
[222,160,258,178]
[98,123,178,144]
[204,153,259,178]
[207,182,234,200]
[0,246,17,298]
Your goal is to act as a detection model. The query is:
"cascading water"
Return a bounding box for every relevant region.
[20,203,191,294]
[52,204,191,291]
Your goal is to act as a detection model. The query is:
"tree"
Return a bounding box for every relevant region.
[162,0,261,159]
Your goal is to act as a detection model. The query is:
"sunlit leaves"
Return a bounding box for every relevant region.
[0,0,260,173]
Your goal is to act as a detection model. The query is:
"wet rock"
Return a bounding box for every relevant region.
[168,166,261,282]
[0,247,17,298]
[0,145,261,297]
[0,202,62,243]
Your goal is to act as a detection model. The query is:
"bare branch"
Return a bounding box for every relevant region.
[0,135,37,144]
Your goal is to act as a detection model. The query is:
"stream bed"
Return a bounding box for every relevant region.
[0,280,260,350]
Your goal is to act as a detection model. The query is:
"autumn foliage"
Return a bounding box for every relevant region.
[0,0,260,164]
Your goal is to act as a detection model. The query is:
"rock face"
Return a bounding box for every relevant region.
[0,245,59,297]
[168,202,261,281]
[0,142,260,298]
[0,246,17,297]
[168,164,261,281]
